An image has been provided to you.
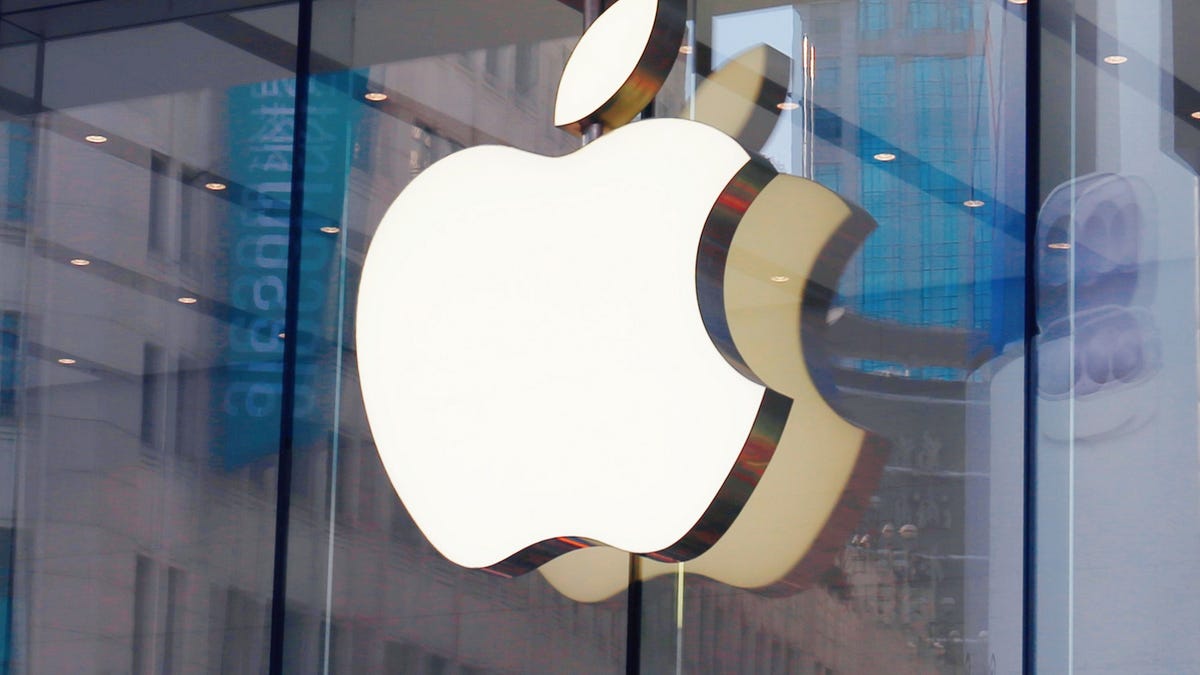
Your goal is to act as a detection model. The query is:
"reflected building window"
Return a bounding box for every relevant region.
[357,440,379,526]
[3,121,34,225]
[219,588,266,674]
[174,354,202,460]
[0,312,16,421]
[134,559,184,672]
[814,163,843,194]
[163,566,185,674]
[132,555,155,675]
[859,0,890,35]
[811,3,841,35]
[457,49,475,72]
[515,43,538,97]
[817,59,841,92]
[484,46,504,85]
[141,342,164,450]
[148,151,174,255]
[331,432,354,525]
[179,178,199,268]
[814,107,843,145]
[908,0,942,31]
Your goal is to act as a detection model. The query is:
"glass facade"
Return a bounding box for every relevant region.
[0,0,1194,673]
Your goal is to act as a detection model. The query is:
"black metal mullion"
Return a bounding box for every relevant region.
[1022,0,1042,672]
[267,0,312,673]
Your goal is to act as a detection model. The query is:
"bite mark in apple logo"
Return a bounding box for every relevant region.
[356,0,889,602]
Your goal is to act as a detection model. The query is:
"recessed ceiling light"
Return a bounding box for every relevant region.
[319,226,341,234]
[69,258,91,266]
[1190,111,1200,120]
[1048,242,1071,250]
[177,296,198,304]
[769,275,790,283]
[873,152,897,162]
[204,182,228,191]
[57,358,77,365]
[1008,0,1028,4]
[84,134,108,144]
[964,199,985,208]
[1103,55,1128,65]
[776,101,799,111]
[679,45,693,55]
[364,92,389,102]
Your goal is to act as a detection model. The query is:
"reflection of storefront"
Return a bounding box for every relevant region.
[0,0,1197,673]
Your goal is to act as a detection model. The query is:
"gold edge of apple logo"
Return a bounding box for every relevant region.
[695,155,779,384]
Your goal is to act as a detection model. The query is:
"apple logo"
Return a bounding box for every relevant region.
[357,0,887,597]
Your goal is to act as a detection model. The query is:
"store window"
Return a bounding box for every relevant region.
[5,0,1197,672]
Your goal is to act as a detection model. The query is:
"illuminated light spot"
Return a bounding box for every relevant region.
[1190,111,1200,120]
[57,358,77,365]
[204,182,228,191]
[84,134,108,144]
[1048,242,1071,250]
[769,275,790,283]
[873,152,896,162]
[679,45,692,55]
[776,100,799,111]
[1103,55,1128,65]
[320,226,341,234]
[177,296,198,304]
[69,258,91,266]
[963,199,985,208]
[364,92,389,102]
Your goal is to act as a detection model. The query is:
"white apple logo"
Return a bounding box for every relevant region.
[357,0,885,587]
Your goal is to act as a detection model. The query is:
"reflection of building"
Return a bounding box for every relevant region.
[796,1,1022,672]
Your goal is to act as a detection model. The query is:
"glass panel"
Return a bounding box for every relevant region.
[1035,0,1200,671]
[639,0,1027,671]
[0,3,300,671]
[287,1,629,672]
[293,0,1026,673]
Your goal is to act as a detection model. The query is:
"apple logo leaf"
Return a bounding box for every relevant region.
[554,0,685,135]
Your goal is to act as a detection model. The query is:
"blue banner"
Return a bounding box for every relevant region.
[216,73,361,469]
